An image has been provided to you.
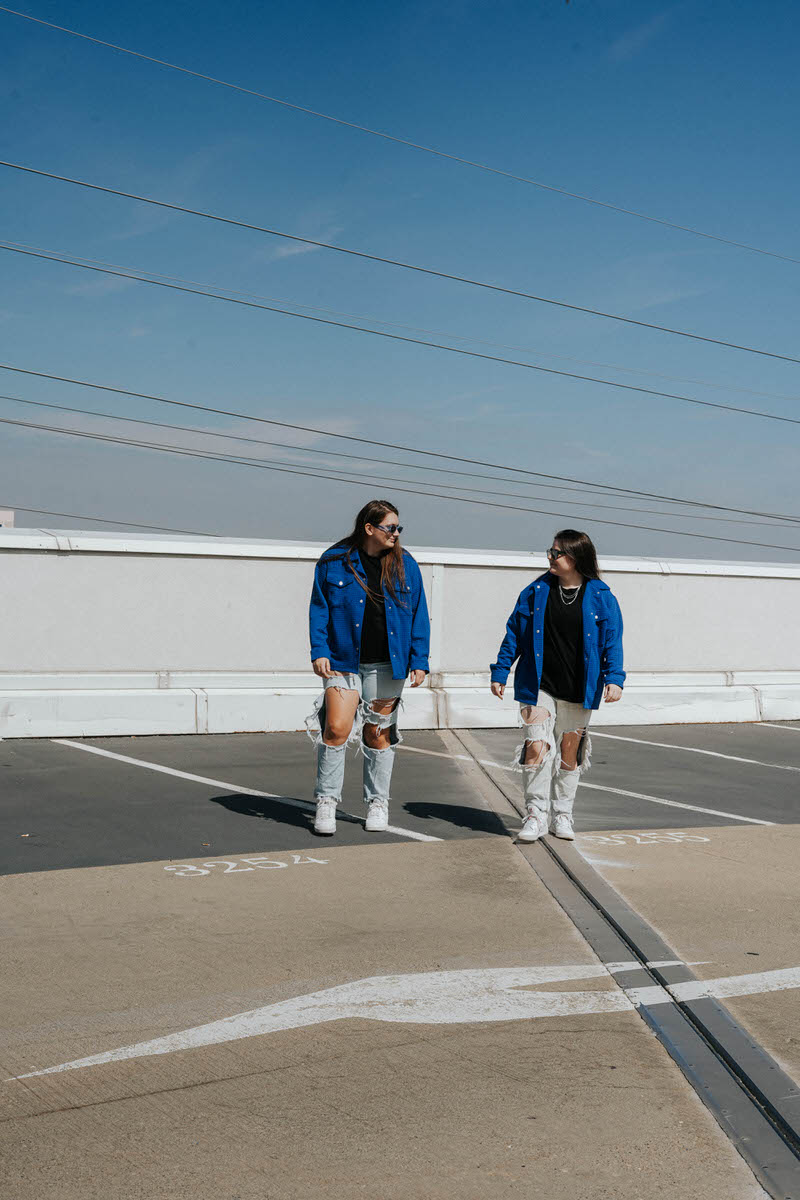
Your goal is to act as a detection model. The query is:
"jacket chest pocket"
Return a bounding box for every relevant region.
[396,583,413,611]
[328,575,357,604]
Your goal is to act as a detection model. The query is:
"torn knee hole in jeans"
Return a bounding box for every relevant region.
[514,729,555,771]
[305,692,363,748]
[513,706,555,769]
[560,730,592,775]
[362,697,401,728]
[359,696,403,750]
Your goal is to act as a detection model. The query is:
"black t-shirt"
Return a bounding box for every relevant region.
[358,549,390,664]
[539,577,586,703]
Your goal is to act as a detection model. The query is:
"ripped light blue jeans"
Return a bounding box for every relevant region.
[307,662,405,808]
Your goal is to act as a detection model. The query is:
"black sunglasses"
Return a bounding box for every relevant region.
[547,547,567,560]
[376,523,403,535]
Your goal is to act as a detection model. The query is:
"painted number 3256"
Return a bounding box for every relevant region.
[164,854,328,878]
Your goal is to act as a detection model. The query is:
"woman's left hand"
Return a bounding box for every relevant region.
[604,684,623,703]
[409,670,427,688]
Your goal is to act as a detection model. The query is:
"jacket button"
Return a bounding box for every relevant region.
[338,581,343,586]
[359,599,364,604]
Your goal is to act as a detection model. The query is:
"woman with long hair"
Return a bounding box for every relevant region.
[307,499,430,835]
[490,530,624,841]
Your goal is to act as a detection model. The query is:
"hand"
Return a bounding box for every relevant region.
[491,682,505,699]
[409,669,426,688]
[604,684,622,703]
[312,658,335,679]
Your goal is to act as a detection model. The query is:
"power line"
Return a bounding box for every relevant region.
[2,4,797,267]
[2,360,796,524]
[11,236,797,408]
[6,240,800,432]
[0,388,643,503]
[4,161,800,367]
[2,393,790,529]
[3,410,799,554]
[0,503,216,536]
[1,391,795,529]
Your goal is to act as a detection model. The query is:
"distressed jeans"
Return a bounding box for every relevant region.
[516,690,592,820]
[307,662,405,807]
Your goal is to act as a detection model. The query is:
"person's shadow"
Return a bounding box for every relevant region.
[209,793,364,833]
[402,801,511,837]
[209,795,513,839]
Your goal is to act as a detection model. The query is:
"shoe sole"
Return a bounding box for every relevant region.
[314,825,336,835]
[365,821,389,832]
[517,831,544,843]
[552,830,575,840]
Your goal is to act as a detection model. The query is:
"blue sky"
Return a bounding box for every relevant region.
[1,0,799,559]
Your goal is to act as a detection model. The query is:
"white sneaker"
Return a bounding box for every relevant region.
[518,810,547,842]
[551,813,575,840]
[365,800,389,832]
[314,797,337,835]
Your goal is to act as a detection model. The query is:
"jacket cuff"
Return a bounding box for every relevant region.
[310,646,331,661]
[603,672,625,687]
[490,668,510,684]
[409,657,429,674]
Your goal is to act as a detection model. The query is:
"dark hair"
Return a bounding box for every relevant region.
[553,529,601,579]
[341,499,406,601]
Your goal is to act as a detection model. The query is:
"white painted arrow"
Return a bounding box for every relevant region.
[9,963,800,1081]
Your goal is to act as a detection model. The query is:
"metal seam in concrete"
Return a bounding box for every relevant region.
[452,729,800,1199]
[458,727,800,1146]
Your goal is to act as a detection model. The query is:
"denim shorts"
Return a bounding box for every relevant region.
[323,661,406,704]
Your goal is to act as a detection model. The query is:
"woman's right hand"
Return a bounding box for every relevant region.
[313,658,334,679]
[490,681,505,699]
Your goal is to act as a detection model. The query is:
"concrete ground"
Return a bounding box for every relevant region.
[2,719,797,1198]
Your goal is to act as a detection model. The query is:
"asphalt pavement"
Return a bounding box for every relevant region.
[2,719,798,1198]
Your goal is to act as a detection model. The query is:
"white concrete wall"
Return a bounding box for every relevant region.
[1,527,798,737]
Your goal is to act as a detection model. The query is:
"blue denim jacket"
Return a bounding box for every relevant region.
[491,574,625,708]
[309,543,430,678]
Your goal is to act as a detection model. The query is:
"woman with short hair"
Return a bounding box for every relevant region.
[490,530,624,841]
[308,499,430,835]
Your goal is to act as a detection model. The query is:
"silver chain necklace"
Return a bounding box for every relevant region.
[558,583,582,607]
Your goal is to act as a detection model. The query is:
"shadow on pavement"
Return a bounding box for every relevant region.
[209,793,364,831]
[402,801,511,837]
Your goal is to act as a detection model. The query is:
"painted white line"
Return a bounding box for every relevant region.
[648,959,712,969]
[4,965,641,1079]
[760,722,800,734]
[606,959,710,972]
[579,781,774,825]
[398,744,471,762]
[670,966,800,1003]
[52,739,441,844]
[591,730,800,773]
[399,740,775,826]
[628,967,800,1008]
[10,962,798,1080]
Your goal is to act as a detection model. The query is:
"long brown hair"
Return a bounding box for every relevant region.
[341,499,407,601]
[553,529,601,580]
